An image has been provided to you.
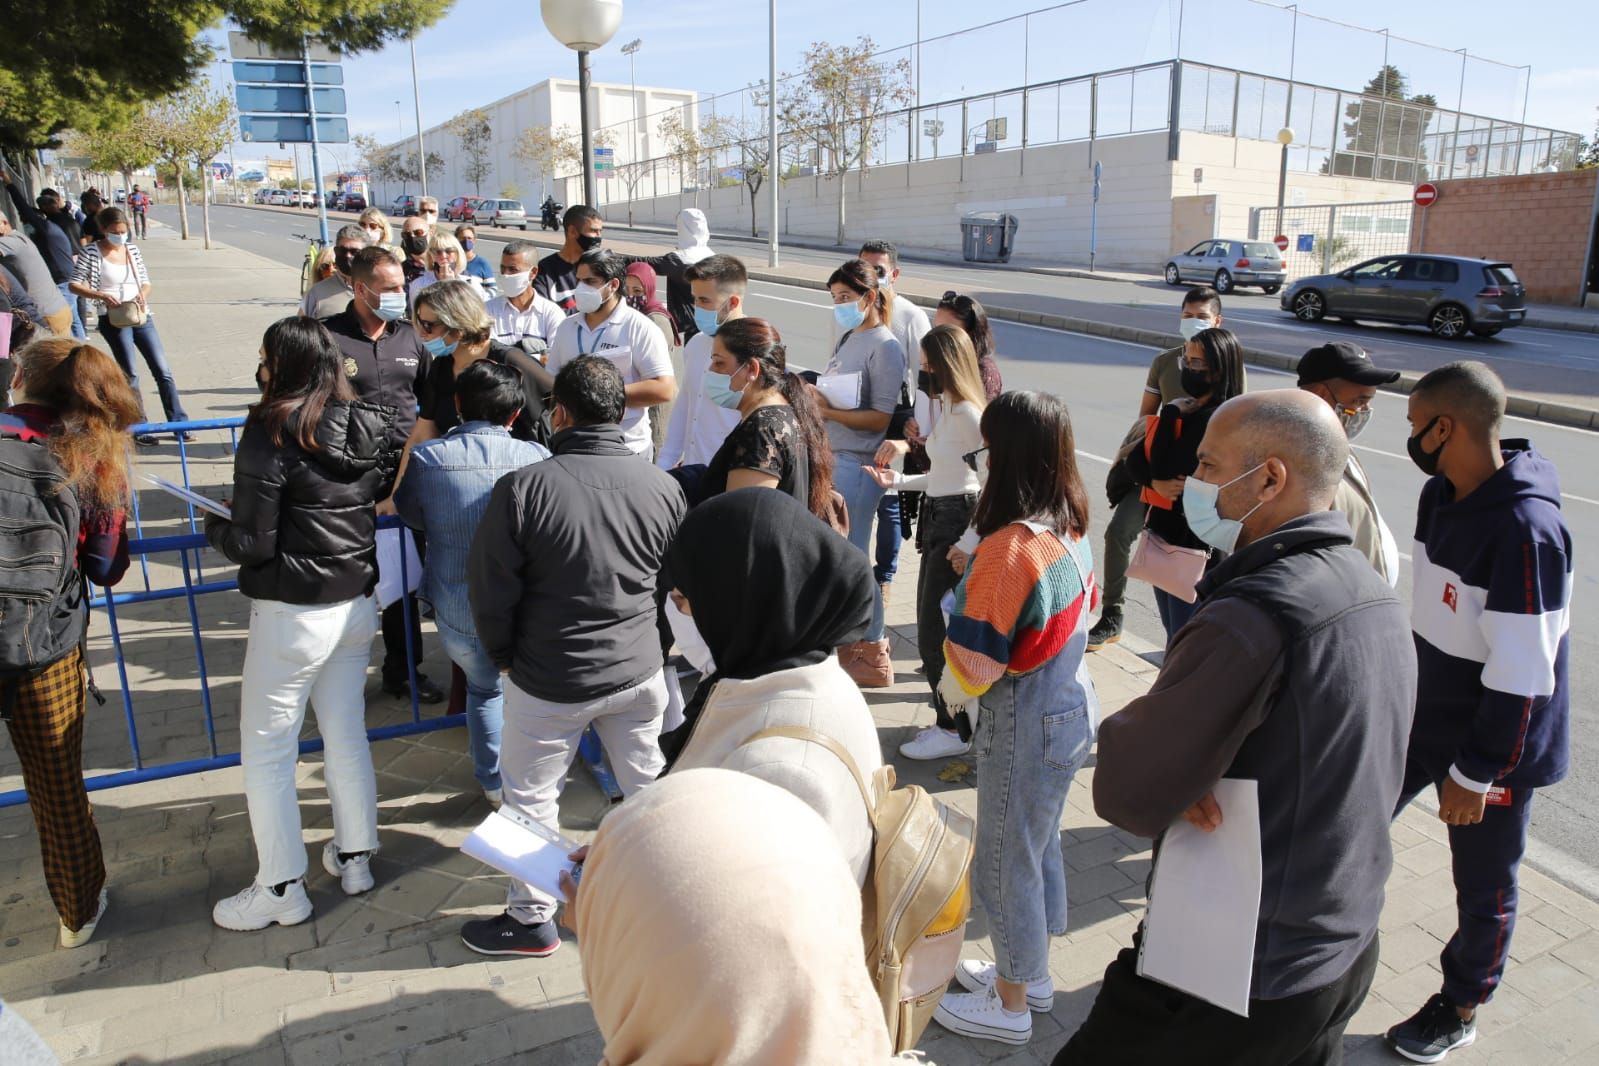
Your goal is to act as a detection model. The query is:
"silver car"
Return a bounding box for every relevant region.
[1280,255,1527,339]
[1164,239,1287,295]
[477,199,528,230]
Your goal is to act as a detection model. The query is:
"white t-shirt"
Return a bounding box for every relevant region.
[486,292,565,347]
[658,331,742,469]
[547,299,675,455]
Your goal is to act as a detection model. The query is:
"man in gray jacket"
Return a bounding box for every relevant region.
[464,355,685,958]
[1056,390,1416,1066]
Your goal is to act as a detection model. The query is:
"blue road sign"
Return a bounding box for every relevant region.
[1297,233,1315,253]
[236,85,346,115]
[232,61,343,86]
[238,115,350,145]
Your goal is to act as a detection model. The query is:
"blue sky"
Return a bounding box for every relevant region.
[205,0,1598,174]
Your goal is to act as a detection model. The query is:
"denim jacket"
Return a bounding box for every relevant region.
[395,422,549,636]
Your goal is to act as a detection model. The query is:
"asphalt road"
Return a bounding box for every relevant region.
[164,204,1599,895]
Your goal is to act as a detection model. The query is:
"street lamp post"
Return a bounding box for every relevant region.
[541,0,624,209]
[622,37,641,226]
[410,37,428,198]
[1276,126,1295,239]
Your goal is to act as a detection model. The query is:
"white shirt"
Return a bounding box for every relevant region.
[408,271,488,308]
[486,291,565,347]
[657,331,742,469]
[547,299,675,455]
[897,401,984,499]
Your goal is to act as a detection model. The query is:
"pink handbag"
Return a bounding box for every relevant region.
[1126,527,1208,604]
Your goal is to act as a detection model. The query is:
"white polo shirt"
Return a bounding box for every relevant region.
[486,291,565,347]
[657,331,741,469]
[547,298,675,454]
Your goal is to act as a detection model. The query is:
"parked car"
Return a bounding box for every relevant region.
[253,188,269,204]
[1281,255,1527,340]
[114,188,127,203]
[443,196,477,222]
[336,191,367,211]
[325,191,339,208]
[391,194,420,217]
[269,189,292,206]
[475,199,528,230]
[297,190,318,208]
[1164,239,1287,295]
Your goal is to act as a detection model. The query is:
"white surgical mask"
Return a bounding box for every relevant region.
[497,271,531,298]
[573,281,609,315]
[665,597,716,675]
[1179,316,1213,341]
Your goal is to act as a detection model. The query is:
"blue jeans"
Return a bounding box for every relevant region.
[98,316,188,423]
[435,618,503,791]
[57,282,85,339]
[1154,588,1200,645]
[971,650,1094,985]
[874,493,902,584]
[834,458,886,641]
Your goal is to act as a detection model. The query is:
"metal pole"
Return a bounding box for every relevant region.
[578,50,596,207]
[303,36,330,244]
[1286,5,1297,128]
[1376,29,1390,172]
[915,0,922,114]
[1276,143,1289,237]
[410,37,427,199]
[768,0,780,268]
[628,45,639,225]
[1449,49,1466,180]
[1516,64,1532,173]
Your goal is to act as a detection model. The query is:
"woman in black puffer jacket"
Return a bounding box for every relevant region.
[205,316,398,933]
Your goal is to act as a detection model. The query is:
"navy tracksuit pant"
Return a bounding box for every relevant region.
[1395,758,1536,1008]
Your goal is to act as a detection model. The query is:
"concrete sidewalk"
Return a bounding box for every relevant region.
[1,231,1595,1065]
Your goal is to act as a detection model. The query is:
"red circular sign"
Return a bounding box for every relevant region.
[1274,234,1290,252]
[1414,182,1440,207]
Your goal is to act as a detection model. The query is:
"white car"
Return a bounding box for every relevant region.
[268,189,291,205]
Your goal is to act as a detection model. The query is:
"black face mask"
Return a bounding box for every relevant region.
[334,248,358,275]
[918,369,940,397]
[401,233,429,257]
[1407,415,1444,476]
[1181,367,1212,398]
[255,366,269,394]
[576,233,603,251]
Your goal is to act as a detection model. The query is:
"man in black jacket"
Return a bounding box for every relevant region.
[1056,390,1416,1066]
[464,356,685,958]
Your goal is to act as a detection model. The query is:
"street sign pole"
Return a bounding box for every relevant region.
[1090,160,1102,273]
[303,36,329,243]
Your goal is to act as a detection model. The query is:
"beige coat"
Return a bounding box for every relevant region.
[674,658,883,886]
[1332,453,1399,587]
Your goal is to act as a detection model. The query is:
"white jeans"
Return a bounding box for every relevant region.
[502,671,667,923]
[240,595,380,885]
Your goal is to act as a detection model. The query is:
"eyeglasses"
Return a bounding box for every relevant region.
[961,446,988,473]
[414,315,444,334]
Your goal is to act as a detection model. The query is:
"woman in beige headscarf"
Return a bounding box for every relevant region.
[568,768,907,1066]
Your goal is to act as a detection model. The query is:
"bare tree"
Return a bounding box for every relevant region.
[513,124,581,200]
[779,37,912,244]
[446,107,493,194]
[184,81,236,249]
[144,81,235,240]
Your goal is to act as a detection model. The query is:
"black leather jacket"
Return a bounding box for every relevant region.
[206,401,398,605]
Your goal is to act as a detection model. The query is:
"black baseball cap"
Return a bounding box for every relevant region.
[1296,341,1400,387]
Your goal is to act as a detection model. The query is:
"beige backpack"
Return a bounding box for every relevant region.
[741,726,976,1052]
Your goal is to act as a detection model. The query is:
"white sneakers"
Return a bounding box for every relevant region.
[953,958,1055,1011]
[212,879,313,931]
[59,888,109,949]
[898,726,971,761]
[483,787,503,809]
[933,984,1033,1045]
[322,842,375,896]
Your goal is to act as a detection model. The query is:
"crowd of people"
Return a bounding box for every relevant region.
[0,195,1575,1066]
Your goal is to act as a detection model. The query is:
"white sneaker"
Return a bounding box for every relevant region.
[932,985,1033,1045]
[322,841,376,896]
[212,879,313,931]
[899,726,970,761]
[954,958,1055,1012]
[59,887,109,949]
[483,787,503,808]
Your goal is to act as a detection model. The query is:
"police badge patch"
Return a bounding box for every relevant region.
[344,357,359,378]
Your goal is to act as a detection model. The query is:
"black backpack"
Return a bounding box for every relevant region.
[0,415,85,692]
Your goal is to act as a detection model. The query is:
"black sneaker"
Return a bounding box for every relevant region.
[460,913,561,957]
[1387,994,1477,1063]
[1087,613,1122,651]
[382,673,445,704]
[133,432,161,447]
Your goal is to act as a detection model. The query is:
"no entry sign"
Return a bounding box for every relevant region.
[1414,182,1440,207]
[1274,234,1290,252]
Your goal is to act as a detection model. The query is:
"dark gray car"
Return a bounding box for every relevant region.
[1164,239,1287,295]
[1281,254,1527,339]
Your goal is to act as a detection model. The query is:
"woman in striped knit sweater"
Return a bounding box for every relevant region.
[929,391,1100,1048]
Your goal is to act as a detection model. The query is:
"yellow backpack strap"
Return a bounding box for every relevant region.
[737,725,875,821]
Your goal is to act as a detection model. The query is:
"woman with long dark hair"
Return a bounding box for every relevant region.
[1120,326,1246,641]
[932,291,1003,401]
[931,391,1099,1048]
[206,317,397,932]
[1,338,139,948]
[699,317,835,521]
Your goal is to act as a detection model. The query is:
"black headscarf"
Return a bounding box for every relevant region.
[667,488,872,681]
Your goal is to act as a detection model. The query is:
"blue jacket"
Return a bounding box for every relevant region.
[1410,441,1572,791]
[395,422,548,637]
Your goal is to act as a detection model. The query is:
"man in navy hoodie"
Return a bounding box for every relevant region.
[1388,361,1572,1063]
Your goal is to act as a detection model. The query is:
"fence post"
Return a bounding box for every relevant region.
[1167,61,1182,162]
[1323,204,1337,273]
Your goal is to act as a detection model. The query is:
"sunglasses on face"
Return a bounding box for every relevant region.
[414,315,444,334]
[961,446,988,473]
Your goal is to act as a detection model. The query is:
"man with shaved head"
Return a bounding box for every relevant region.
[1387,361,1572,1063]
[1057,390,1416,1066]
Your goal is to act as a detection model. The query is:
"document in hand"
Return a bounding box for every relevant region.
[461,806,582,899]
[139,473,232,519]
[1136,777,1262,1018]
[815,371,863,410]
[374,527,422,610]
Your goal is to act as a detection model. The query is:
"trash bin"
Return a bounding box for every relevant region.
[960,211,1020,263]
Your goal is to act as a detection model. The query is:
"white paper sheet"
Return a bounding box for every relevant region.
[374,527,422,610]
[816,371,862,410]
[1136,777,1263,1018]
[139,473,232,519]
[460,806,582,899]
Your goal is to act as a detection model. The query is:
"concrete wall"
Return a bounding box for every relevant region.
[1410,169,1599,306]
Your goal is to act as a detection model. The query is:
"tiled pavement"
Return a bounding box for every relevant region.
[1,228,1596,1065]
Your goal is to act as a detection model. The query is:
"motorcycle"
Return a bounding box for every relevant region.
[540,198,564,231]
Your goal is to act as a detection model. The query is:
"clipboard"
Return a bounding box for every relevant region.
[816,371,862,410]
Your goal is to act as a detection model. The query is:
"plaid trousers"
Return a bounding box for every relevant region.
[3,648,105,932]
